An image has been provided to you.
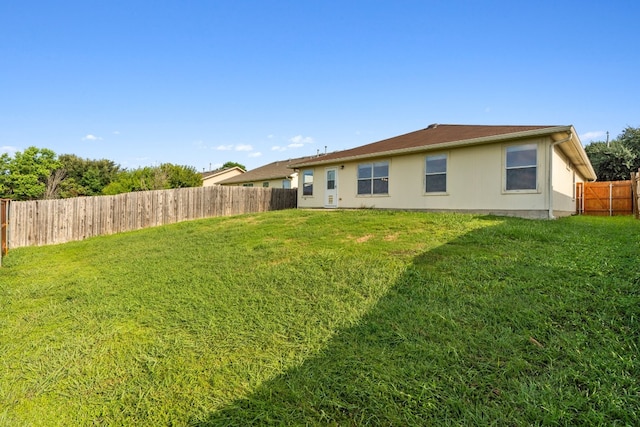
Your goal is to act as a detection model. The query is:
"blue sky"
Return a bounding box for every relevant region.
[2,1,639,171]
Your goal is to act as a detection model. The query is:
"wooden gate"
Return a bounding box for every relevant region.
[577,181,633,216]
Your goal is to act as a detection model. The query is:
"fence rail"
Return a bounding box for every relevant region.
[7,186,297,249]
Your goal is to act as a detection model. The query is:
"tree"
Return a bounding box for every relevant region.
[160,163,202,188]
[0,147,62,200]
[102,163,202,195]
[617,126,640,171]
[584,141,636,181]
[222,161,246,171]
[57,154,122,197]
[0,153,11,197]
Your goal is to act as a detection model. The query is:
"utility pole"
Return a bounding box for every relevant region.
[606,131,610,147]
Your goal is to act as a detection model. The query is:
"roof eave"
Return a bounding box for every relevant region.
[292,126,574,168]
[219,173,296,184]
[554,126,597,181]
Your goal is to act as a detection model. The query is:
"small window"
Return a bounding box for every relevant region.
[506,144,537,190]
[242,183,254,187]
[303,170,314,196]
[358,161,389,195]
[425,154,447,193]
[262,182,269,188]
[282,179,291,189]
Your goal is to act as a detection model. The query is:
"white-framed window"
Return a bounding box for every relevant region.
[302,170,314,196]
[505,144,537,191]
[282,179,291,189]
[262,182,269,188]
[425,154,447,193]
[357,161,389,195]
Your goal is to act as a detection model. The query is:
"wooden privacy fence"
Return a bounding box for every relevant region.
[6,186,297,249]
[576,180,633,216]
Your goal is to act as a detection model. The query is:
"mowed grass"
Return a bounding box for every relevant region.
[0,209,638,426]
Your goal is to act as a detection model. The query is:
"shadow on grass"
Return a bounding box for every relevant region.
[196,218,638,426]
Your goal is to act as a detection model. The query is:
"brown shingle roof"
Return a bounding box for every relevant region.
[218,155,317,184]
[291,124,565,167]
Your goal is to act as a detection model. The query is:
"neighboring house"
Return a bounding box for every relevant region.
[218,156,316,189]
[201,166,245,186]
[290,124,597,219]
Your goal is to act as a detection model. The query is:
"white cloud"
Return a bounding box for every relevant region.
[580,131,606,142]
[1,145,18,154]
[267,134,274,139]
[289,135,314,144]
[113,131,120,135]
[215,144,254,152]
[288,142,304,148]
[271,145,286,152]
[82,134,102,141]
[249,152,262,158]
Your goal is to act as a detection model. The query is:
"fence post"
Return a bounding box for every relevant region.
[632,169,640,219]
[0,199,9,266]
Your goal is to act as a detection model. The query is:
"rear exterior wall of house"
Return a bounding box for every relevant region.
[297,136,587,219]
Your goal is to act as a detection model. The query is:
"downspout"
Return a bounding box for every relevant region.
[548,133,573,219]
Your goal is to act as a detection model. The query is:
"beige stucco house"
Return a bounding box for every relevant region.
[201,166,245,186]
[218,156,316,189]
[291,124,597,219]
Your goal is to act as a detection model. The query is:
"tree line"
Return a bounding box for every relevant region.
[584,126,640,181]
[0,147,203,201]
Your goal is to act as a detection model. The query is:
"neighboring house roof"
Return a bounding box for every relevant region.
[201,166,245,180]
[291,124,596,180]
[218,155,316,184]
[200,166,245,185]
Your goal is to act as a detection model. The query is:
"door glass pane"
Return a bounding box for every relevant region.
[327,170,335,190]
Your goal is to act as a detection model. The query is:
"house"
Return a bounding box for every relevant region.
[218,156,317,189]
[201,166,245,186]
[290,124,597,219]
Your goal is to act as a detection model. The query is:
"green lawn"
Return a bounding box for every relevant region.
[1,210,638,426]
